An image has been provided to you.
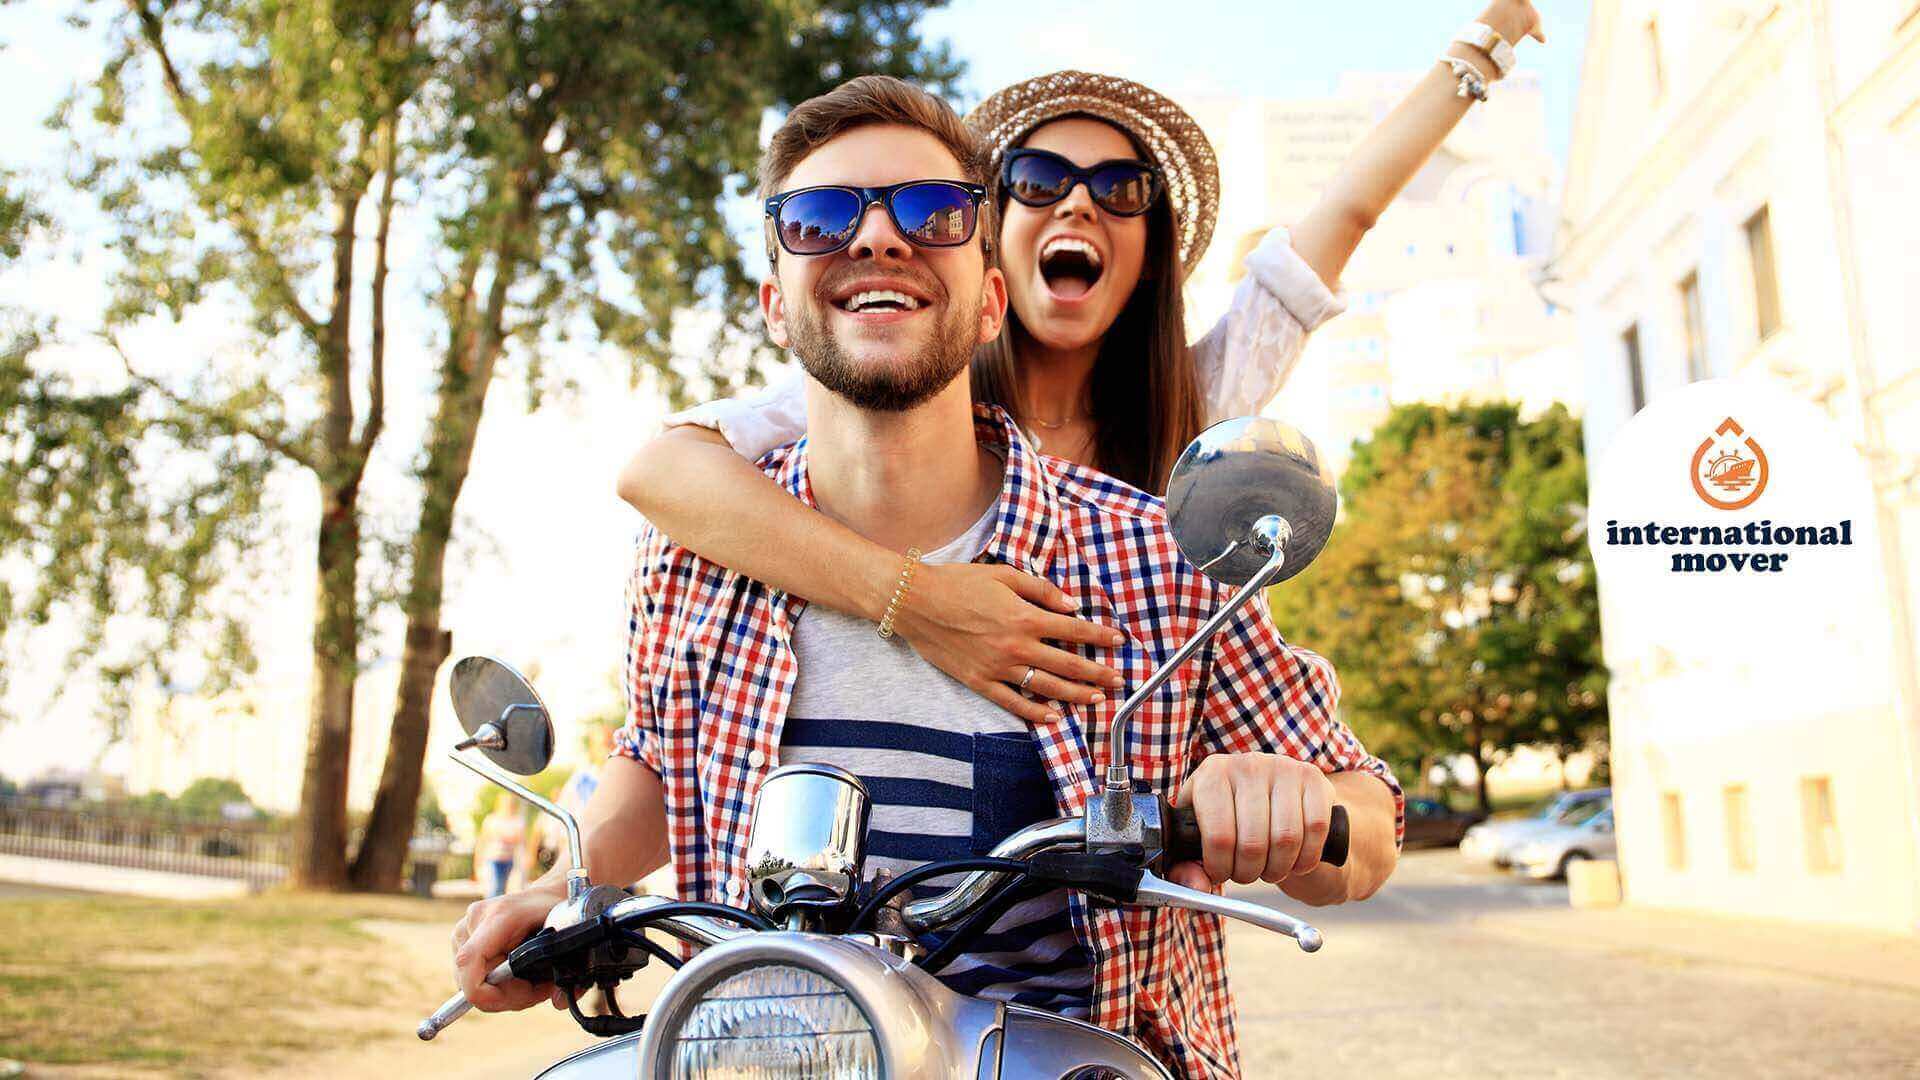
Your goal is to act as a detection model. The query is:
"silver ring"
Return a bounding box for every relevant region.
[1018,666,1037,691]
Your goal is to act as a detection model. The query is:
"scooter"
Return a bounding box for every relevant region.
[418,415,1347,1079]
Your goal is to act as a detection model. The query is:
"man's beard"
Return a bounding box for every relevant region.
[786,280,980,413]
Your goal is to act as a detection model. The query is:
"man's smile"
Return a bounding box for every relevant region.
[822,274,940,326]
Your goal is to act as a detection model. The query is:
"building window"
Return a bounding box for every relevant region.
[1680,271,1709,381]
[1746,205,1782,340]
[1801,776,1841,873]
[1645,18,1666,100]
[1623,323,1647,413]
[1724,785,1754,872]
[1662,792,1687,871]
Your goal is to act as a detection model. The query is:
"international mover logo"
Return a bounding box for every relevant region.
[1690,418,1768,510]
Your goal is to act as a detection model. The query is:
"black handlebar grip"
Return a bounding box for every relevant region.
[1323,804,1350,868]
[1164,803,1349,869]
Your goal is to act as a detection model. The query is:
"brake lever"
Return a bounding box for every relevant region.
[417,958,513,1040]
[1132,869,1324,953]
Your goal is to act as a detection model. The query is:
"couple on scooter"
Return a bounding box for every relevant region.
[456,4,1542,1073]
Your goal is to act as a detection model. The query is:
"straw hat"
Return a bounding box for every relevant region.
[966,70,1220,279]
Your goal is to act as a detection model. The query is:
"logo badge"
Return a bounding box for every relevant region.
[1691,418,1768,510]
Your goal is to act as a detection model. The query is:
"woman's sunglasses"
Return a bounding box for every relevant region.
[763,180,988,259]
[1000,148,1162,217]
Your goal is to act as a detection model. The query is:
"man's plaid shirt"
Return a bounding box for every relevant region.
[616,404,1402,1078]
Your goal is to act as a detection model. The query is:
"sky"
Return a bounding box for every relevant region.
[923,1,1590,162]
[0,2,1593,788]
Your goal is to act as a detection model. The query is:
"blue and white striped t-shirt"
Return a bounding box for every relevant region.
[782,496,1094,1016]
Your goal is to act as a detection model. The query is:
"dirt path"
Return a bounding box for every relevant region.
[214,917,674,1080]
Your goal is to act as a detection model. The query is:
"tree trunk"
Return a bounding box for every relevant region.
[348,179,532,890]
[289,479,361,889]
[1470,721,1492,815]
[348,316,511,891]
[348,621,451,891]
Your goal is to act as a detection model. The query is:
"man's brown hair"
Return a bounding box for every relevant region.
[759,76,991,262]
[759,75,986,198]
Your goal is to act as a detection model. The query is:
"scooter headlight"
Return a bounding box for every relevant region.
[664,963,880,1079]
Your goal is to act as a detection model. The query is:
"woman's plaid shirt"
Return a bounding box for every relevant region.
[616,405,1402,1078]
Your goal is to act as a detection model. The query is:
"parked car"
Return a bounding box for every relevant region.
[1510,807,1616,880]
[1403,797,1486,848]
[1459,788,1611,868]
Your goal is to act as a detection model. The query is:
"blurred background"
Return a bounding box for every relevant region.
[1,1,1917,1076]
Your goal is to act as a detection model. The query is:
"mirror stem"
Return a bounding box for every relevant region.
[452,722,504,755]
[450,749,590,900]
[1103,521,1291,823]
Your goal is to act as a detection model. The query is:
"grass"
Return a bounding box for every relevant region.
[0,891,470,1076]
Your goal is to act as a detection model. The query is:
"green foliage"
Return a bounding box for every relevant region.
[419,0,963,408]
[1271,402,1608,799]
[121,776,259,821]
[0,170,49,260]
[174,775,256,819]
[0,322,274,729]
[415,779,447,831]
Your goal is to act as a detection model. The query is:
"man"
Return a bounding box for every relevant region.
[453,75,1402,1077]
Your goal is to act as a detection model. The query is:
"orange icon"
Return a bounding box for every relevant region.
[1691,418,1768,510]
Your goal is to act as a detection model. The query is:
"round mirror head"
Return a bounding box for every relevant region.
[1165,416,1337,587]
[448,656,555,776]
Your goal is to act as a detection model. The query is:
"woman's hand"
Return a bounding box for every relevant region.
[891,562,1126,725]
[1480,0,1545,48]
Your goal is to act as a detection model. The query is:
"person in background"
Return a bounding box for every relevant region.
[534,723,615,871]
[475,800,524,899]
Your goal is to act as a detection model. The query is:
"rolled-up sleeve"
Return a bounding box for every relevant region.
[1190,226,1349,422]
[614,530,667,776]
[1196,600,1405,847]
[662,369,807,460]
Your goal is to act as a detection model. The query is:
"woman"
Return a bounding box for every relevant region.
[618,1,1545,721]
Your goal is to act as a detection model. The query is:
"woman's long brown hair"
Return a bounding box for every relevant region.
[969,124,1206,497]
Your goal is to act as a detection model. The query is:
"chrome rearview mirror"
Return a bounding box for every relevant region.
[449,655,555,777]
[444,656,588,904]
[1165,415,1337,588]
[1096,417,1338,836]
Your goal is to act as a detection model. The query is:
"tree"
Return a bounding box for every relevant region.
[18,0,430,888]
[1270,403,1607,812]
[348,0,961,891]
[174,776,257,820]
[10,1,959,892]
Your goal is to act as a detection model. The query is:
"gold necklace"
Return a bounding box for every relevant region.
[1027,412,1086,431]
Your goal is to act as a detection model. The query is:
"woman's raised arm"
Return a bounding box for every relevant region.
[1290,0,1544,289]
[617,426,1124,723]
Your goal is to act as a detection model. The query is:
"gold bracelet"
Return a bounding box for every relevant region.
[876,548,923,639]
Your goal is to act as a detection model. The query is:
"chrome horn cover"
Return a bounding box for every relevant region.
[744,763,871,920]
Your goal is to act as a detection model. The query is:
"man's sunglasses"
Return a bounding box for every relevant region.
[1000,148,1162,217]
[763,180,988,260]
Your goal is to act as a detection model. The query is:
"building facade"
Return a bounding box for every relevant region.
[1559,0,1920,932]
[1180,70,1581,475]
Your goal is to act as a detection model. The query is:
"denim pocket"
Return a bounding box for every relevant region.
[971,732,1057,854]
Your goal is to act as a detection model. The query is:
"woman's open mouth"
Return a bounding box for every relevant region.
[1037,236,1105,301]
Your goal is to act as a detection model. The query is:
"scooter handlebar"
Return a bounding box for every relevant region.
[1165,802,1349,869]
[417,959,513,1041]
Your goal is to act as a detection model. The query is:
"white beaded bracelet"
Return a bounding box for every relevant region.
[1440,55,1491,103]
